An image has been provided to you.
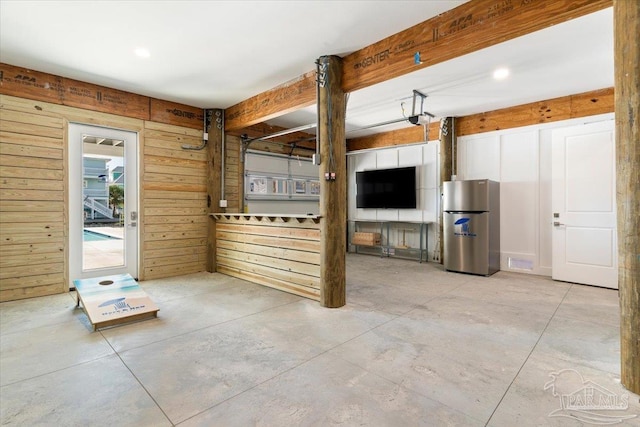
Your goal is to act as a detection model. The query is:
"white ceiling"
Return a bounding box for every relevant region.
[0,1,613,137]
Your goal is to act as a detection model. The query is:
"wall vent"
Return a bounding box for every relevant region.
[508,257,534,271]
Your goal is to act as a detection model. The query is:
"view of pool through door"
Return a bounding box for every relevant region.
[69,123,138,285]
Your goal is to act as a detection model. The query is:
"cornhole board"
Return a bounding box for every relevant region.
[73,273,159,331]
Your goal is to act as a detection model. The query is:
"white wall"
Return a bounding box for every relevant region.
[347,141,441,261]
[457,113,614,276]
[346,113,613,273]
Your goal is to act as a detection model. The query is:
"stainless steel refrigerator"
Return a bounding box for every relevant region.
[443,179,500,275]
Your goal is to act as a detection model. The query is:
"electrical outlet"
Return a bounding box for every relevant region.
[219,199,227,208]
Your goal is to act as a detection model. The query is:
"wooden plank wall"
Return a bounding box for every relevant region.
[0,94,210,301]
[214,215,321,300]
[0,98,67,300]
[142,122,208,280]
[224,135,242,212]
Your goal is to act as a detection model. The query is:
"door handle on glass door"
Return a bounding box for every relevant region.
[129,211,137,227]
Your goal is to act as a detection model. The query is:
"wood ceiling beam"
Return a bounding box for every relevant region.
[342,0,610,92]
[346,87,613,151]
[456,87,614,136]
[225,71,316,132]
[347,122,440,152]
[224,0,611,132]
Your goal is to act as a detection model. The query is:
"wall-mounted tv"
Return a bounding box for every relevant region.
[356,166,417,209]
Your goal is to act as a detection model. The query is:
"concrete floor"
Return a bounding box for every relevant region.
[1,254,638,426]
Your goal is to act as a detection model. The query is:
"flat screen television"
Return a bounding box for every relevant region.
[356,166,417,209]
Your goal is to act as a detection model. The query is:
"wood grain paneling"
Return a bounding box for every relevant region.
[614,0,640,395]
[0,65,63,103]
[61,77,149,120]
[317,56,346,308]
[141,121,208,280]
[225,71,316,131]
[347,122,439,151]
[0,64,149,120]
[149,98,203,130]
[213,214,321,301]
[457,88,614,136]
[1,93,209,300]
[0,95,67,301]
[224,135,243,212]
[1,63,208,128]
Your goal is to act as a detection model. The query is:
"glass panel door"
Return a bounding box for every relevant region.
[69,123,138,284]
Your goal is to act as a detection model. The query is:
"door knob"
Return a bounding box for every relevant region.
[553,221,565,226]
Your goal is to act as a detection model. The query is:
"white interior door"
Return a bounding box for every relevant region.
[551,120,617,289]
[69,123,138,285]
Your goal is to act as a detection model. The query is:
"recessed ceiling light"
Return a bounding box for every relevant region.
[134,48,150,58]
[493,67,510,80]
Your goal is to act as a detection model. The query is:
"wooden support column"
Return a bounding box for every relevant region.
[614,0,640,395]
[439,117,454,264]
[207,110,223,272]
[318,55,346,308]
